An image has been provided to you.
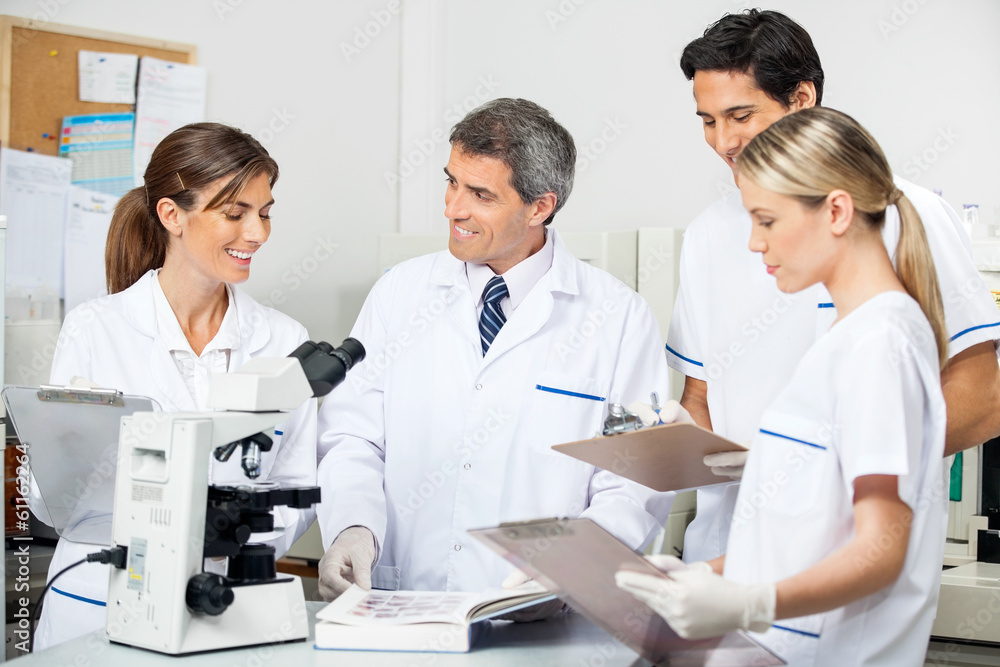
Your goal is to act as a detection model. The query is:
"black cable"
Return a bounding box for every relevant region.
[28,547,127,654]
[28,557,86,654]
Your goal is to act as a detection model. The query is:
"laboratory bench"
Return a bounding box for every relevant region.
[12,600,1000,666]
[14,602,656,666]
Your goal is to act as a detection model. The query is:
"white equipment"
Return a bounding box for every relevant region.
[104,341,364,654]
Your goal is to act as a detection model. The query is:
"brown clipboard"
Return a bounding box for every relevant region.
[470,518,785,666]
[551,422,746,492]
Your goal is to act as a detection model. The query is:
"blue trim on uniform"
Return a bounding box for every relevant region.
[950,321,1000,343]
[275,430,283,436]
[665,344,704,368]
[759,429,827,450]
[817,302,835,309]
[52,586,107,607]
[535,385,605,402]
[772,624,821,639]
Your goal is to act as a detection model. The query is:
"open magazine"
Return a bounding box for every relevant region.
[314,582,556,653]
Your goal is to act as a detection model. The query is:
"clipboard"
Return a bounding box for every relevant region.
[470,517,784,666]
[3,385,159,544]
[551,422,747,492]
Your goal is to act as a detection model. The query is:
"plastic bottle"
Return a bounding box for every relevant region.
[6,286,30,322]
[963,204,980,240]
[29,285,60,321]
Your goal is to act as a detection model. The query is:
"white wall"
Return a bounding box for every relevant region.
[4,0,999,341]
[4,0,402,343]
[428,0,1000,234]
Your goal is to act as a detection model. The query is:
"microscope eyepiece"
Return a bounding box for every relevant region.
[288,338,367,397]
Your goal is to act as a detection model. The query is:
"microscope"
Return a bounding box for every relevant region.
[104,339,364,655]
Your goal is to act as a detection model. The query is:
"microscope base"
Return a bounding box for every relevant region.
[107,575,309,655]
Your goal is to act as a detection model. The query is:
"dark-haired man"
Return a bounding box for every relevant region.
[315,98,673,600]
[663,9,1000,565]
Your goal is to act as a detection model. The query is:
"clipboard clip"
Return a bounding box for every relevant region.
[36,385,125,407]
[496,517,570,539]
[602,392,662,436]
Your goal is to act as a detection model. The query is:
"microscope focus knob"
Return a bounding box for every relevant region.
[185,573,234,616]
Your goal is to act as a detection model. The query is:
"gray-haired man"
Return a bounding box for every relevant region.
[315,98,674,600]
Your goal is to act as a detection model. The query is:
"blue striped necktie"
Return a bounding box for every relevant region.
[479,275,509,356]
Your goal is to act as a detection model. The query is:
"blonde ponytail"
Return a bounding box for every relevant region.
[894,192,948,367]
[738,107,948,367]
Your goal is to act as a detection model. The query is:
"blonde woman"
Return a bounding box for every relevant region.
[618,107,948,666]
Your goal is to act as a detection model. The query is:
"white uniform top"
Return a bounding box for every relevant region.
[668,177,1000,562]
[317,229,674,592]
[725,292,947,666]
[33,270,317,650]
[151,274,238,409]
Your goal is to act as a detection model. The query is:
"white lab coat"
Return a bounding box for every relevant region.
[317,230,674,592]
[33,270,317,650]
[668,177,1000,562]
[726,292,947,666]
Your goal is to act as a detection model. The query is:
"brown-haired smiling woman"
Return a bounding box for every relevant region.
[33,123,317,649]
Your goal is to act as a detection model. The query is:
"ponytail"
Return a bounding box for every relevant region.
[738,107,949,368]
[893,193,948,368]
[105,187,168,294]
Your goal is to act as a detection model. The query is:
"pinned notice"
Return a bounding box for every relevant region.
[133,57,207,185]
[78,50,139,104]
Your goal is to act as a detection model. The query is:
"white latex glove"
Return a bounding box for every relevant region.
[645,554,713,574]
[615,568,775,640]
[318,526,377,601]
[626,401,661,427]
[502,567,534,589]
[497,568,566,623]
[69,376,102,389]
[657,400,695,425]
[703,449,750,479]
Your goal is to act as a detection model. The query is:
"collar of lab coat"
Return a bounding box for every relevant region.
[117,270,273,411]
[425,229,580,362]
[427,228,580,296]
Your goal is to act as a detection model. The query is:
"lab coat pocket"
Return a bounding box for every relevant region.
[761,613,825,665]
[371,564,400,590]
[528,374,609,456]
[753,412,831,518]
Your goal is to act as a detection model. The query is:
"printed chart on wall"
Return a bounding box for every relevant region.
[59,113,135,196]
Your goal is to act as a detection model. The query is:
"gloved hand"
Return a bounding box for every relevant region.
[626,401,661,427]
[658,400,695,425]
[615,568,775,640]
[624,399,695,427]
[704,449,750,479]
[645,554,713,574]
[69,376,102,389]
[496,568,566,623]
[318,526,377,601]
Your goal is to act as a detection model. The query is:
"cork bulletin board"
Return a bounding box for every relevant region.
[0,15,197,156]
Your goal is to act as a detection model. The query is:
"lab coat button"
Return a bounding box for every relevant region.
[454,543,462,551]
[475,383,483,390]
[463,462,471,470]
